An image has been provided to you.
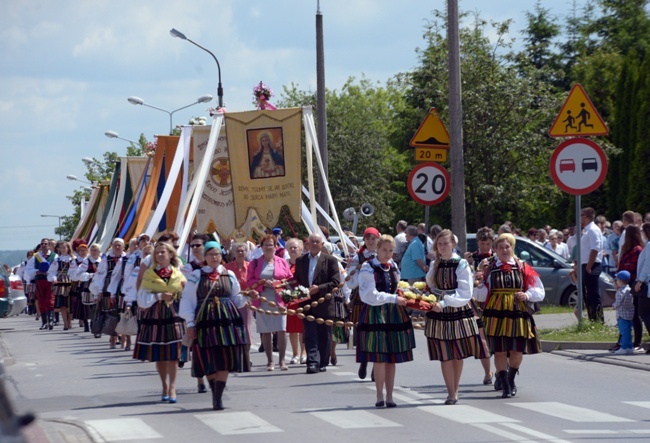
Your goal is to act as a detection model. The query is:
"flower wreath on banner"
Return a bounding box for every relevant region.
[253,81,276,110]
[145,138,157,157]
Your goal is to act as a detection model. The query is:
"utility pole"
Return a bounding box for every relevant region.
[447,0,467,252]
[316,0,328,227]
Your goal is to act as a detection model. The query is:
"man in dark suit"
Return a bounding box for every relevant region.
[295,232,341,373]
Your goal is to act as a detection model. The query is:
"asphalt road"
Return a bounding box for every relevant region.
[2,314,650,443]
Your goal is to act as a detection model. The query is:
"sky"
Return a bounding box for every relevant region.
[0,0,571,252]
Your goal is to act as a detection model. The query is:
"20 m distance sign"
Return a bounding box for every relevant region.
[407,162,450,206]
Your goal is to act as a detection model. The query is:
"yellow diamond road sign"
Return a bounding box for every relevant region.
[549,84,608,137]
[409,108,450,148]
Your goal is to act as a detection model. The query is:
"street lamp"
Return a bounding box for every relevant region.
[40,214,63,240]
[105,130,139,145]
[127,94,212,135]
[66,175,93,185]
[82,157,96,166]
[170,28,224,109]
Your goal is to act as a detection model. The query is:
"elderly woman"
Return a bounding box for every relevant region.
[284,238,306,364]
[135,241,186,404]
[224,242,253,363]
[475,233,545,398]
[358,234,415,408]
[246,234,293,371]
[425,229,490,405]
[180,241,251,410]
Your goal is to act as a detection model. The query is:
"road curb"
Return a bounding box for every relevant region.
[551,349,650,372]
[540,340,612,352]
[0,333,15,366]
[34,419,101,443]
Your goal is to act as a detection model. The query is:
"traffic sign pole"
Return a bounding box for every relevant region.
[575,194,583,325]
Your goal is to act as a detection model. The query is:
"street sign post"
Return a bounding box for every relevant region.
[407,162,450,206]
[549,138,608,195]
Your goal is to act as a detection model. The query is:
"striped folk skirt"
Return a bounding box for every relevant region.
[53,284,72,309]
[424,304,490,361]
[348,289,364,325]
[482,291,541,355]
[356,303,415,364]
[191,297,250,376]
[332,292,349,344]
[133,301,185,362]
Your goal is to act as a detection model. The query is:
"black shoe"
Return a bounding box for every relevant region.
[198,383,207,394]
[371,367,375,382]
[39,324,47,330]
[178,361,185,368]
[319,367,327,372]
[258,344,264,352]
[358,362,367,379]
[498,370,511,398]
[306,365,319,374]
[273,346,279,352]
[444,398,458,405]
[386,401,397,408]
[375,401,385,408]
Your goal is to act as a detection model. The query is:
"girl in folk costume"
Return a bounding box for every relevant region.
[48,240,75,330]
[70,243,101,332]
[424,230,490,405]
[357,235,415,408]
[135,241,186,404]
[344,227,380,380]
[475,233,545,398]
[90,238,125,347]
[24,238,58,330]
[180,241,253,411]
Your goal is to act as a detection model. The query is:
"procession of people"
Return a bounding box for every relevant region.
[12,216,556,411]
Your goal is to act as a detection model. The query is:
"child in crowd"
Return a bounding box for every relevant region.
[612,270,634,355]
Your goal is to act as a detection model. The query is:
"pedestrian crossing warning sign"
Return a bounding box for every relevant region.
[549,83,608,137]
[409,108,450,148]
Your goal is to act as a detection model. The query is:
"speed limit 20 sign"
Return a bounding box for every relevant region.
[407,162,450,206]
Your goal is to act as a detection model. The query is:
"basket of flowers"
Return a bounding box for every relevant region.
[397,281,437,311]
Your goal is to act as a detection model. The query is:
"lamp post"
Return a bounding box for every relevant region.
[170,28,224,109]
[41,214,63,240]
[105,130,139,145]
[66,175,93,185]
[127,94,213,135]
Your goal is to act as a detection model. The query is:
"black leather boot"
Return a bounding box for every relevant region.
[508,367,518,397]
[47,311,54,330]
[497,370,511,398]
[214,381,226,410]
[358,362,367,379]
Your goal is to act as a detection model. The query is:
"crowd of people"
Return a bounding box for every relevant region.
[11,208,650,409]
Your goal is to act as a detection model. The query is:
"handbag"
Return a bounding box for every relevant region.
[102,313,120,336]
[91,310,105,336]
[630,280,648,297]
[115,310,138,336]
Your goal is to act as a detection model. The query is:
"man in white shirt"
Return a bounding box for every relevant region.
[580,207,604,322]
[392,220,408,266]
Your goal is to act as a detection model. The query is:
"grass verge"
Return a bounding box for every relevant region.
[538,305,574,315]
[538,321,619,342]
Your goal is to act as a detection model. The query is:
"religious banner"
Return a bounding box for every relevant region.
[225,108,302,229]
[191,123,237,239]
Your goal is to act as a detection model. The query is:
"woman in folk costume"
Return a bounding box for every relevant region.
[24,238,58,330]
[424,230,490,405]
[89,238,125,347]
[70,243,101,332]
[474,233,545,398]
[344,227,380,380]
[357,234,415,408]
[48,240,75,331]
[68,240,90,332]
[180,241,252,411]
[135,241,186,403]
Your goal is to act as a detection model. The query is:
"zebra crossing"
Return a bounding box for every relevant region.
[80,399,650,441]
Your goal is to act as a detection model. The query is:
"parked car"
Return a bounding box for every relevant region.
[466,234,615,307]
[0,264,27,318]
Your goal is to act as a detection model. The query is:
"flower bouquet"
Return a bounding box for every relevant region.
[145,139,157,157]
[280,285,310,304]
[253,81,277,110]
[397,281,437,311]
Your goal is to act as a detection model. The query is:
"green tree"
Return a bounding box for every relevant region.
[278,77,408,234]
[627,56,650,212]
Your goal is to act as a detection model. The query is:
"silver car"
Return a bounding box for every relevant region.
[466,234,615,307]
[0,264,27,318]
